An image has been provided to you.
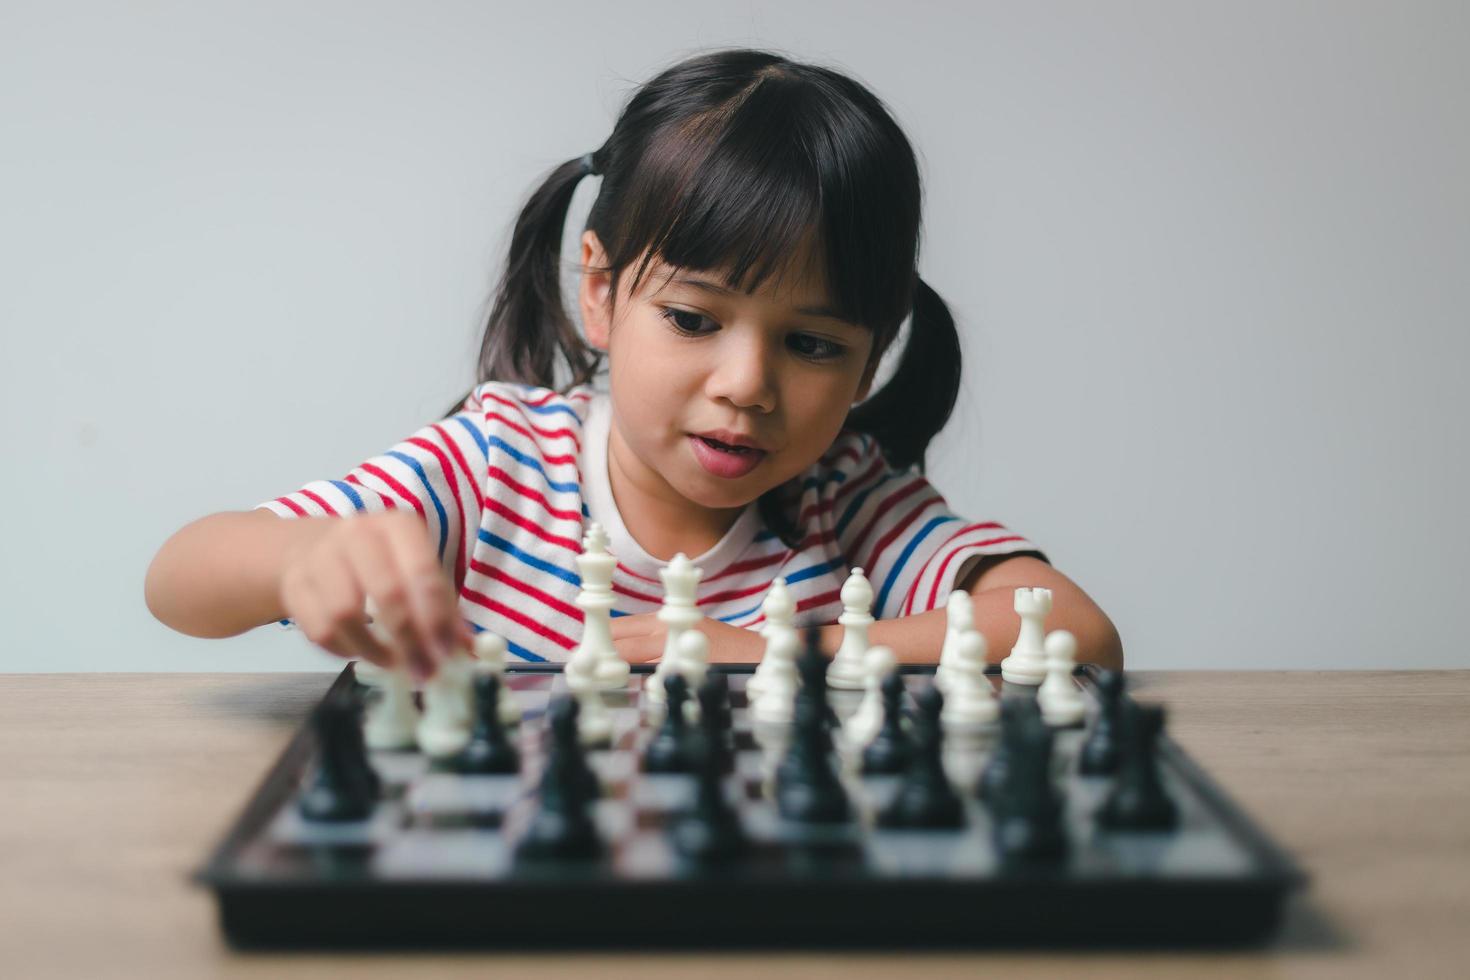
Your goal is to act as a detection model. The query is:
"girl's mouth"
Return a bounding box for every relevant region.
[689,435,767,478]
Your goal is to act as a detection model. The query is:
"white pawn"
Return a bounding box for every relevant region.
[644,553,704,707]
[416,656,473,759]
[1037,629,1086,727]
[746,577,796,701]
[843,645,896,750]
[1000,587,1052,685]
[934,590,973,693]
[827,567,874,689]
[942,629,999,728]
[673,628,710,692]
[751,630,801,726]
[566,522,628,692]
[354,661,419,750]
[472,631,522,727]
[574,688,614,747]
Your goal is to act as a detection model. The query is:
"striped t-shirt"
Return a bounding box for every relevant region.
[257,381,1043,663]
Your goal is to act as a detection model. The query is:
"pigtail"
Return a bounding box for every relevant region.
[443,155,602,416]
[845,276,962,475]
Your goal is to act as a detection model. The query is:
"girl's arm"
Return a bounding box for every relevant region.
[145,510,337,638]
[834,555,1123,670]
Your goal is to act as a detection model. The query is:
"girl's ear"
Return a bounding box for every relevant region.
[580,230,614,350]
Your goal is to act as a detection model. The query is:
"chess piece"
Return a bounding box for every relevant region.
[879,686,965,828]
[827,568,874,689]
[354,661,419,750]
[978,697,1037,806]
[672,628,710,696]
[643,674,694,773]
[515,698,602,861]
[566,523,630,692]
[695,673,734,774]
[472,631,522,727]
[1096,702,1178,830]
[670,709,747,863]
[457,673,520,774]
[644,554,704,706]
[862,672,913,775]
[1000,587,1052,685]
[298,698,378,822]
[941,629,999,729]
[416,655,473,759]
[1079,669,1125,775]
[934,590,973,694]
[574,685,614,748]
[751,629,801,726]
[774,629,851,823]
[1037,630,1085,727]
[992,703,1067,861]
[843,645,896,750]
[746,577,796,701]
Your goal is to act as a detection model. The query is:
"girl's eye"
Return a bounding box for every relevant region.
[658,307,845,362]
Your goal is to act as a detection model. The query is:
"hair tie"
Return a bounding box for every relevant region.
[578,152,599,177]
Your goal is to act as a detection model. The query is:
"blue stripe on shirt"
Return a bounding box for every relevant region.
[386,449,450,561]
[875,515,958,614]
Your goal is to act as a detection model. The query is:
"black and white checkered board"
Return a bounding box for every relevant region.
[198,664,1304,948]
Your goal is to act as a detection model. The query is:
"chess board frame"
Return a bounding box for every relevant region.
[196,663,1306,949]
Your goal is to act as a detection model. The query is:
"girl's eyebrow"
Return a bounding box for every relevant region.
[667,273,851,323]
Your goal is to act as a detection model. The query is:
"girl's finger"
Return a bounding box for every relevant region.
[379,517,460,669]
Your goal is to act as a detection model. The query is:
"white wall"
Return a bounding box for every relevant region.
[2,1,1466,671]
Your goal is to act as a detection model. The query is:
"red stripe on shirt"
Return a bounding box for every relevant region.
[300,488,341,517]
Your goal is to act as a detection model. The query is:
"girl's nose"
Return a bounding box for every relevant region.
[704,335,777,413]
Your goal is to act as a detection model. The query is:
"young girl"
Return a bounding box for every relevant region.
[145,49,1121,681]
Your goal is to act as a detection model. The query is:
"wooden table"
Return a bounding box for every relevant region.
[1,671,1466,979]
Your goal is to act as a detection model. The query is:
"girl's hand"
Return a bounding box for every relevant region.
[277,511,472,680]
[608,612,764,665]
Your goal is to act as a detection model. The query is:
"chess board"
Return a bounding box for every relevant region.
[197,663,1304,948]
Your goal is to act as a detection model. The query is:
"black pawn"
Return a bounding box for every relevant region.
[671,714,748,863]
[992,705,1067,861]
[862,671,913,775]
[298,698,378,822]
[879,685,964,828]
[978,697,1035,807]
[458,673,520,774]
[696,673,733,774]
[516,698,602,861]
[552,696,600,806]
[1096,701,1178,831]
[774,631,850,823]
[643,674,694,773]
[1079,669,1125,775]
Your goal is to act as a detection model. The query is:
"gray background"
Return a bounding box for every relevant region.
[3,1,1466,672]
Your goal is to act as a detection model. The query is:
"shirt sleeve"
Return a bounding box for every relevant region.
[255,394,487,595]
[820,430,1046,620]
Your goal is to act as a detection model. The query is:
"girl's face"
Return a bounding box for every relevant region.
[579,230,880,525]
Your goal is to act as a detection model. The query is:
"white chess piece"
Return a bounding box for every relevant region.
[751,630,801,726]
[672,628,710,691]
[942,629,999,728]
[565,523,629,692]
[643,553,704,707]
[354,661,419,750]
[934,590,973,693]
[472,631,522,727]
[1000,587,1052,685]
[416,656,473,758]
[574,687,614,747]
[843,645,896,750]
[745,577,796,701]
[1037,629,1086,727]
[827,567,874,689]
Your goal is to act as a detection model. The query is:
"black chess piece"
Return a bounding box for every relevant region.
[670,713,748,863]
[978,696,1035,807]
[862,671,913,775]
[696,673,733,774]
[1096,701,1179,831]
[515,698,603,861]
[879,685,964,828]
[643,674,694,773]
[298,698,378,822]
[1079,669,1125,775]
[991,704,1067,861]
[774,632,850,823]
[457,673,520,775]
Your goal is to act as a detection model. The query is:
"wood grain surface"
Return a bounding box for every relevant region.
[1,670,1466,979]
